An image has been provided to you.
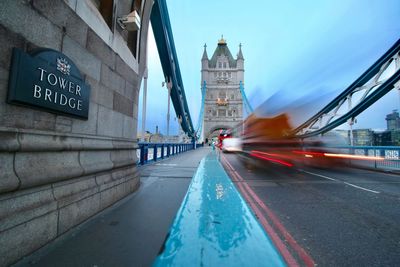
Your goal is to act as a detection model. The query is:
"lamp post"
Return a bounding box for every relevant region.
[162,77,172,139]
[141,67,148,142]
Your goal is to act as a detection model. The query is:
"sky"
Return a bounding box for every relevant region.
[138,0,400,136]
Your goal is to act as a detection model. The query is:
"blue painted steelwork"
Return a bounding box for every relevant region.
[150,0,195,137]
[294,39,400,138]
[239,80,254,116]
[153,152,286,267]
[137,142,203,165]
[195,81,207,139]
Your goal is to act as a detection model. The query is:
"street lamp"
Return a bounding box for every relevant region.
[162,77,172,139]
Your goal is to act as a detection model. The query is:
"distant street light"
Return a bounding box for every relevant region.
[162,77,172,139]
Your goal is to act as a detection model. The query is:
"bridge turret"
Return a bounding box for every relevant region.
[201,43,209,82]
[236,43,244,80]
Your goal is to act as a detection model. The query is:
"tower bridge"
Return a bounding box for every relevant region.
[200,37,248,142]
[1,0,400,266]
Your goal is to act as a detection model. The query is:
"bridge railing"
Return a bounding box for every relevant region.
[326,146,400,171]
[137,142,204,165]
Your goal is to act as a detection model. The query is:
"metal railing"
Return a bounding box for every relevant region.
[329,146,400,171]
[137,142,204,165]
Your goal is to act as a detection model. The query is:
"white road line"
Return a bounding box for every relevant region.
[342,182,380,194]
[301,170,380,194]
[302,170,336,181]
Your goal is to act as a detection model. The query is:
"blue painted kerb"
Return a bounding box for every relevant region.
[153,151,286,267]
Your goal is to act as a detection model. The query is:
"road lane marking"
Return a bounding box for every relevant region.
[221,154,315,267]
[342,182,380,194]
[301,170,380,194]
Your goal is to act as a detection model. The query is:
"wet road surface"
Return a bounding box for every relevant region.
[221,152,400,267]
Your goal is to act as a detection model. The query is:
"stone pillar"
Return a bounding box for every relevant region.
[0,0,152,265]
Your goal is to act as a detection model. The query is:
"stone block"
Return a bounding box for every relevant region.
[126,175,140,192]
[133,103,138,120]
[79,150,113,175]
[97,106,123,137]
[0,131,20,152]
[33,110,56,131]
[99,186,118,210]
[62,35,101,81]
[115,55,137,85]
[0,185,56,232]
[110,150,136,168]
[71,102,98,135]
[81,136,113,150]
[17,132,83,152]
[55,115,73,133]
[52,175,98,208]
[0,1,62,51]
[87,28,115,69]
[111,165,136,181]
[0,105,35,129]
[124,80,135,101]
[112,138,137,150]
[87,77,113,109]
[0,153,20,193]
[15,151,84,189]
[95,172,113,189]
[123,115,136,139]
[113,92,133,117]
[18,132,62,152]
[100,64,125,95]
[32,0,88,47]
[0,25,24,70]
[0,211,58,267]
[58,193,100,234]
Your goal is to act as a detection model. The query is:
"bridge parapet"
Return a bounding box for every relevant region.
[137,142,204,165]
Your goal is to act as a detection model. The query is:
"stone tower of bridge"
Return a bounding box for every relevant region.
[201,37,244,141]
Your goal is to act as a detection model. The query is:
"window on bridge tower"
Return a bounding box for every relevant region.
[230,94,234,100]
[228,110,232,116]
[223,62,226,68]
[218,62,222,68]
[97,0,114,29]
[218,109,226,117]
[219,91,226,98]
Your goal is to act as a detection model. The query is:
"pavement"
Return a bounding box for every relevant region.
[14,147,211,267]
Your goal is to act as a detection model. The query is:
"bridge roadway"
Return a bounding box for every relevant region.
[221,152,400,267]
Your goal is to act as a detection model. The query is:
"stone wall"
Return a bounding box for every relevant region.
[0,0,151,265]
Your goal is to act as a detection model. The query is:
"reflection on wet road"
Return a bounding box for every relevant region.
[153,151,286,267]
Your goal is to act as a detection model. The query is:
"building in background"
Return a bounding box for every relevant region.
[201,37,244,142]
[386,110,400,131]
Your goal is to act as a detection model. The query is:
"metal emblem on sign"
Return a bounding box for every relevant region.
[56,57,71,75]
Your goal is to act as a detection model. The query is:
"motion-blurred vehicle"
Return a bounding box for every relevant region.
[222,137,242,153]
[217,130,232,149]
[240,113,302,168]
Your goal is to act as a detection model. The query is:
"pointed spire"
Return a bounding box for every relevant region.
[202,43,208,60]
[218,35,227,45]
[237,43,244,60]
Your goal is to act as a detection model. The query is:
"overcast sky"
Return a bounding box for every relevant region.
[138,0,400,135]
